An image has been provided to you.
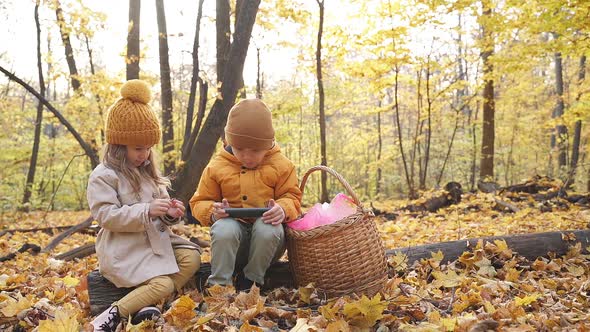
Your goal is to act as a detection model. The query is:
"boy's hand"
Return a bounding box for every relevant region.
[167,199,185,219]
[149,199,171,218]
[212,198,230,221]
[263,199,286,225]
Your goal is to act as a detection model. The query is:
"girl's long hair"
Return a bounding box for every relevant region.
[101,144,170,193]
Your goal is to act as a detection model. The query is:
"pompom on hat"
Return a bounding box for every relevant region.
[105,80,161,146]
[224,99,275,150]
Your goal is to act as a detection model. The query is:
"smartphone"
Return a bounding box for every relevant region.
[225,208,271,218]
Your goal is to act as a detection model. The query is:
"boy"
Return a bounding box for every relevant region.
[190,99,302,290]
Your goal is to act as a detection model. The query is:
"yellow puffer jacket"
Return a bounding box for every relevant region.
[189,144,302,226]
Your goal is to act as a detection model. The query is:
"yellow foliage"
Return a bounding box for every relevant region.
[342,294,387,328]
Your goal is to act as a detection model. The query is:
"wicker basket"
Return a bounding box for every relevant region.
[286,166,388,298]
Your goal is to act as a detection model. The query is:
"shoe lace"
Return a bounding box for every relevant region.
[98,307,119,331]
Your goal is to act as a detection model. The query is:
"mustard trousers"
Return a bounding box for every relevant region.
[115,248,200,318]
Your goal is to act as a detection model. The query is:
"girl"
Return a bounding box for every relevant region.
[87,80,201,331]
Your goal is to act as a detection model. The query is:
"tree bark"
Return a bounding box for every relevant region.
[42,216,93,253]
[216,0,231,85]
[126,0,141,80]
[375,109,382,196]
[171,0,262,203]
[256,47,262,99]
[479,2,495,180]
[54,1,81,92]
[235,0,246,98]
[155,0,175,175]
[569,55,585,188]
[183,0,206,161]
[551,36,568,171]
[0,66,99,167]
[23,2,46,208]
[316,0,328,203]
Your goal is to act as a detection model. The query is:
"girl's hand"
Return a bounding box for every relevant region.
[149,199,171,218]
[211,198,230,222]
[167,199,185,219]
[262,199,286,225]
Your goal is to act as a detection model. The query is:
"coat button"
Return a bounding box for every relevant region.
[241,171,246,174]
[152,192,158,198]
[242,195,248,201]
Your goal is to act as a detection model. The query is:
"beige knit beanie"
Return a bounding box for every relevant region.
[224,99,275,150]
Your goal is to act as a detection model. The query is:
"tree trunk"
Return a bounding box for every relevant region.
[0,66,99,167]
[23,2,46,208]
[84,34,105,145]
[171,0,262,203]
[479,2,495,180]
[155,0,175,175]
[376,109,382,196]
[316,0,328,203]
[569,55,585,189]
[55,1,81,92]
[182,0,206,160]
[126,0,141,80]
[393,66,415,198]
[216,0,231,85]
[256,47,262,99]
[551,37,568,172]
[235,0,246,98]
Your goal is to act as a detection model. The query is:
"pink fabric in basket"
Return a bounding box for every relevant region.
[287,193,357,231]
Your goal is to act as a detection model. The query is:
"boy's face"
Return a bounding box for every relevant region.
[126,145,152,167]
[233,147,267,169]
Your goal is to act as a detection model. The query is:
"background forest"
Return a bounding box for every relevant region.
[2,0,589,212]
[3,1,590,331]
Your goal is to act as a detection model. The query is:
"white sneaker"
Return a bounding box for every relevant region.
[131,306,161,325]
[91,305,120,332]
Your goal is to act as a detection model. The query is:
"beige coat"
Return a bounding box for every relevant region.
[87,164,201,288]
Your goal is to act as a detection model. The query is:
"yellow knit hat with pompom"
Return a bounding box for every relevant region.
[105,79,161,146]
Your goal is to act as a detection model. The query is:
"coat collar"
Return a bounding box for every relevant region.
[219,143,281,167]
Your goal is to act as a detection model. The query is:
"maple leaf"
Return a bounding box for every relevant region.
[298,283,315,304]
[475,256,496,277]
[388,251,408,272]
[432,270,463,288]
[164,294,197,327]
[233,285,265,321]
[0,293,31,317]
[125,319,152,332]
[61,275,79,288]
[239,321,264,331]
[515,293,541,306]
[326,320,351,332]
[290,318,318,331]
[504,268,522,282]
[319,301,340,321]
[342,294,386,328]
[204,284,235,314]
[38,306,79,332]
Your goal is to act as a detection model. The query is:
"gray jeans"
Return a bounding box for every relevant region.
[208,217,285,285]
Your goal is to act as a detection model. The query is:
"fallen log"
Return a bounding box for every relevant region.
[0,225,88,238]
[88,228,590,314]
[0,243,41,262]
[402,182,463,213]
[55,243,96,261]
[42,216,94,253]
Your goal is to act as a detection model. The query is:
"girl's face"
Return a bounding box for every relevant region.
[126,145,152,167]
[233,147,267,169]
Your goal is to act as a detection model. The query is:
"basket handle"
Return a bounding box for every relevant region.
[299,165,362,208]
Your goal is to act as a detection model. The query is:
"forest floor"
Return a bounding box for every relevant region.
[1,183,590,331]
